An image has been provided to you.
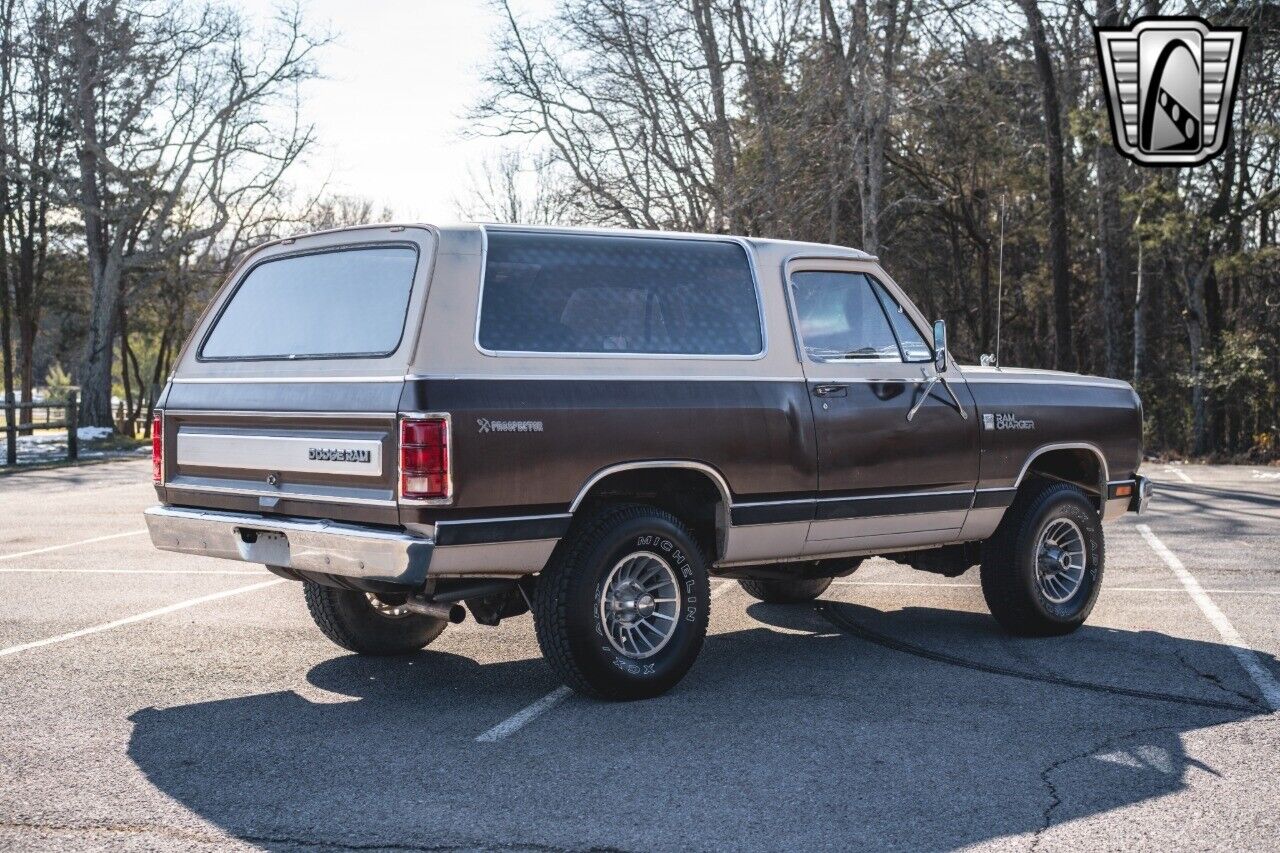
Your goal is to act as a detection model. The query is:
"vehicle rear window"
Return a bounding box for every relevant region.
[200,245,419,360]
[478,232,763,356]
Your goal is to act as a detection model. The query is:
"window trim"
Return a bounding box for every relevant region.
[868,277,933,364]
[472,226,769,361]
[196,242,421,363]
[786,267,934,366]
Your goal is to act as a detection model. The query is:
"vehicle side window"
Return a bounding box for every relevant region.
[790,271,902,362]
[869,278,932,362]
[478,232,763,356]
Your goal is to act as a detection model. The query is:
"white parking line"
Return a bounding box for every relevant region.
[475,686,573,743]
[0,578,284,659]
[476,581,733,743]
[1137,524,1280,711]
[0,529,147,561]
[0,567,270,576]
[1164,466,1194,484]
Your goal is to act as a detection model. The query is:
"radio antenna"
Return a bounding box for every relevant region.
[994,194,1006,369]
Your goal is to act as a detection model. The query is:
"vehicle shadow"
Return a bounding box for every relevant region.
[127,600,1274,851]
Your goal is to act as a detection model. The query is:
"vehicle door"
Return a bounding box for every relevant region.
[786,259,980,550]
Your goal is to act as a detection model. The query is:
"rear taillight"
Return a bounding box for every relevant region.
[151,412,164,483]
[400,416,450,501]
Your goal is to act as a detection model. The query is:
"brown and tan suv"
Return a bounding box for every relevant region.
[145,223,1150,699]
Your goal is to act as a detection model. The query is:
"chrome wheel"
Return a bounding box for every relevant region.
[366,593,411,619]
[1036,518,1087,604]
[599,551,682,659]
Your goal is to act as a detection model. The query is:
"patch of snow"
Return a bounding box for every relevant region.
[76,426,113,441]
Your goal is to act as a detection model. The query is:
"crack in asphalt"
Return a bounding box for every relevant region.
[1174,650,1267,711]
[813,604,1255,851]
[0,819,633,853]
[1029,724,1184,852]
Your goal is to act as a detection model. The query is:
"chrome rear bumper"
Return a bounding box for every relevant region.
[144,505,432,585]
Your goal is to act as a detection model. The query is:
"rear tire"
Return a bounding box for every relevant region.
[980,481,1104,636]
[739,576,834,603]
[303,582,447,655]
[533,505,710,700]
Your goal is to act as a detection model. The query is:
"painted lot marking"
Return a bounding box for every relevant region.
[0,529,147,561]
[0,579,284,659]
[1164,466,1194,484]
[476,581,736,743]
[1137,524,1280,711]
[475,686,573,743]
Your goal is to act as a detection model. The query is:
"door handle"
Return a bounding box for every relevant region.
[812,384,847,398]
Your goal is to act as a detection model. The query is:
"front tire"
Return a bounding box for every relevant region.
[980,481,1104,636]
[303,582,448,655]
[533,505,710,700]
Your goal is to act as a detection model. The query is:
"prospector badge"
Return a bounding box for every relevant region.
[1095,16,1245,166]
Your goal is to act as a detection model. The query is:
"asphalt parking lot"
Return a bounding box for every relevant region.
[1,460,1278,851]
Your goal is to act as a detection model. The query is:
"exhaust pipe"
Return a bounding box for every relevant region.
[403,596,466,624]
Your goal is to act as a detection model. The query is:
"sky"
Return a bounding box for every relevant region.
[239,0,555,223]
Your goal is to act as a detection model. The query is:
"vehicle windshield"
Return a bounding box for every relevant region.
[200,245,419,361]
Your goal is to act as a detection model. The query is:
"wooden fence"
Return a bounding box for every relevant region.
[2,392,79,466]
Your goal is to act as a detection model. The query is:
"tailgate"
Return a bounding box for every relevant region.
[159,385,404,526]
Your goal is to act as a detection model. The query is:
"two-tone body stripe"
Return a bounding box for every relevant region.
[972,487,1018,509]
[729,486,1015,526]
[438,486,1021,544]
[434,513,573,547]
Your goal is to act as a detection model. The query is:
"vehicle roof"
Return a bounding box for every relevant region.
[471,222,877,260]
[251,221,878,262]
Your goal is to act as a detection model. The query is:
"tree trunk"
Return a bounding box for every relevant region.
[691,0,735,232]
[731,0,779,230]
[118,301,134,435]
[1184,259,1212,456]
[1019,0,1074,371]
[71,5,119,429]
[1096,0,1128,379]
[0,0,14,464]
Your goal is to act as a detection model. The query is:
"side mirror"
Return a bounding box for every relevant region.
[933,319,948,373]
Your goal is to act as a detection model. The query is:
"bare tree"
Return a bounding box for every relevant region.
[819,0,915,256]
[0,0,68,422]
[0,0,15,461]
[455,148,569,224]
[1017,0,1073,372]
[301,193,394,233]
[47,0,325,427]
[477,0,739,231]
[1094,0,1128,379]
